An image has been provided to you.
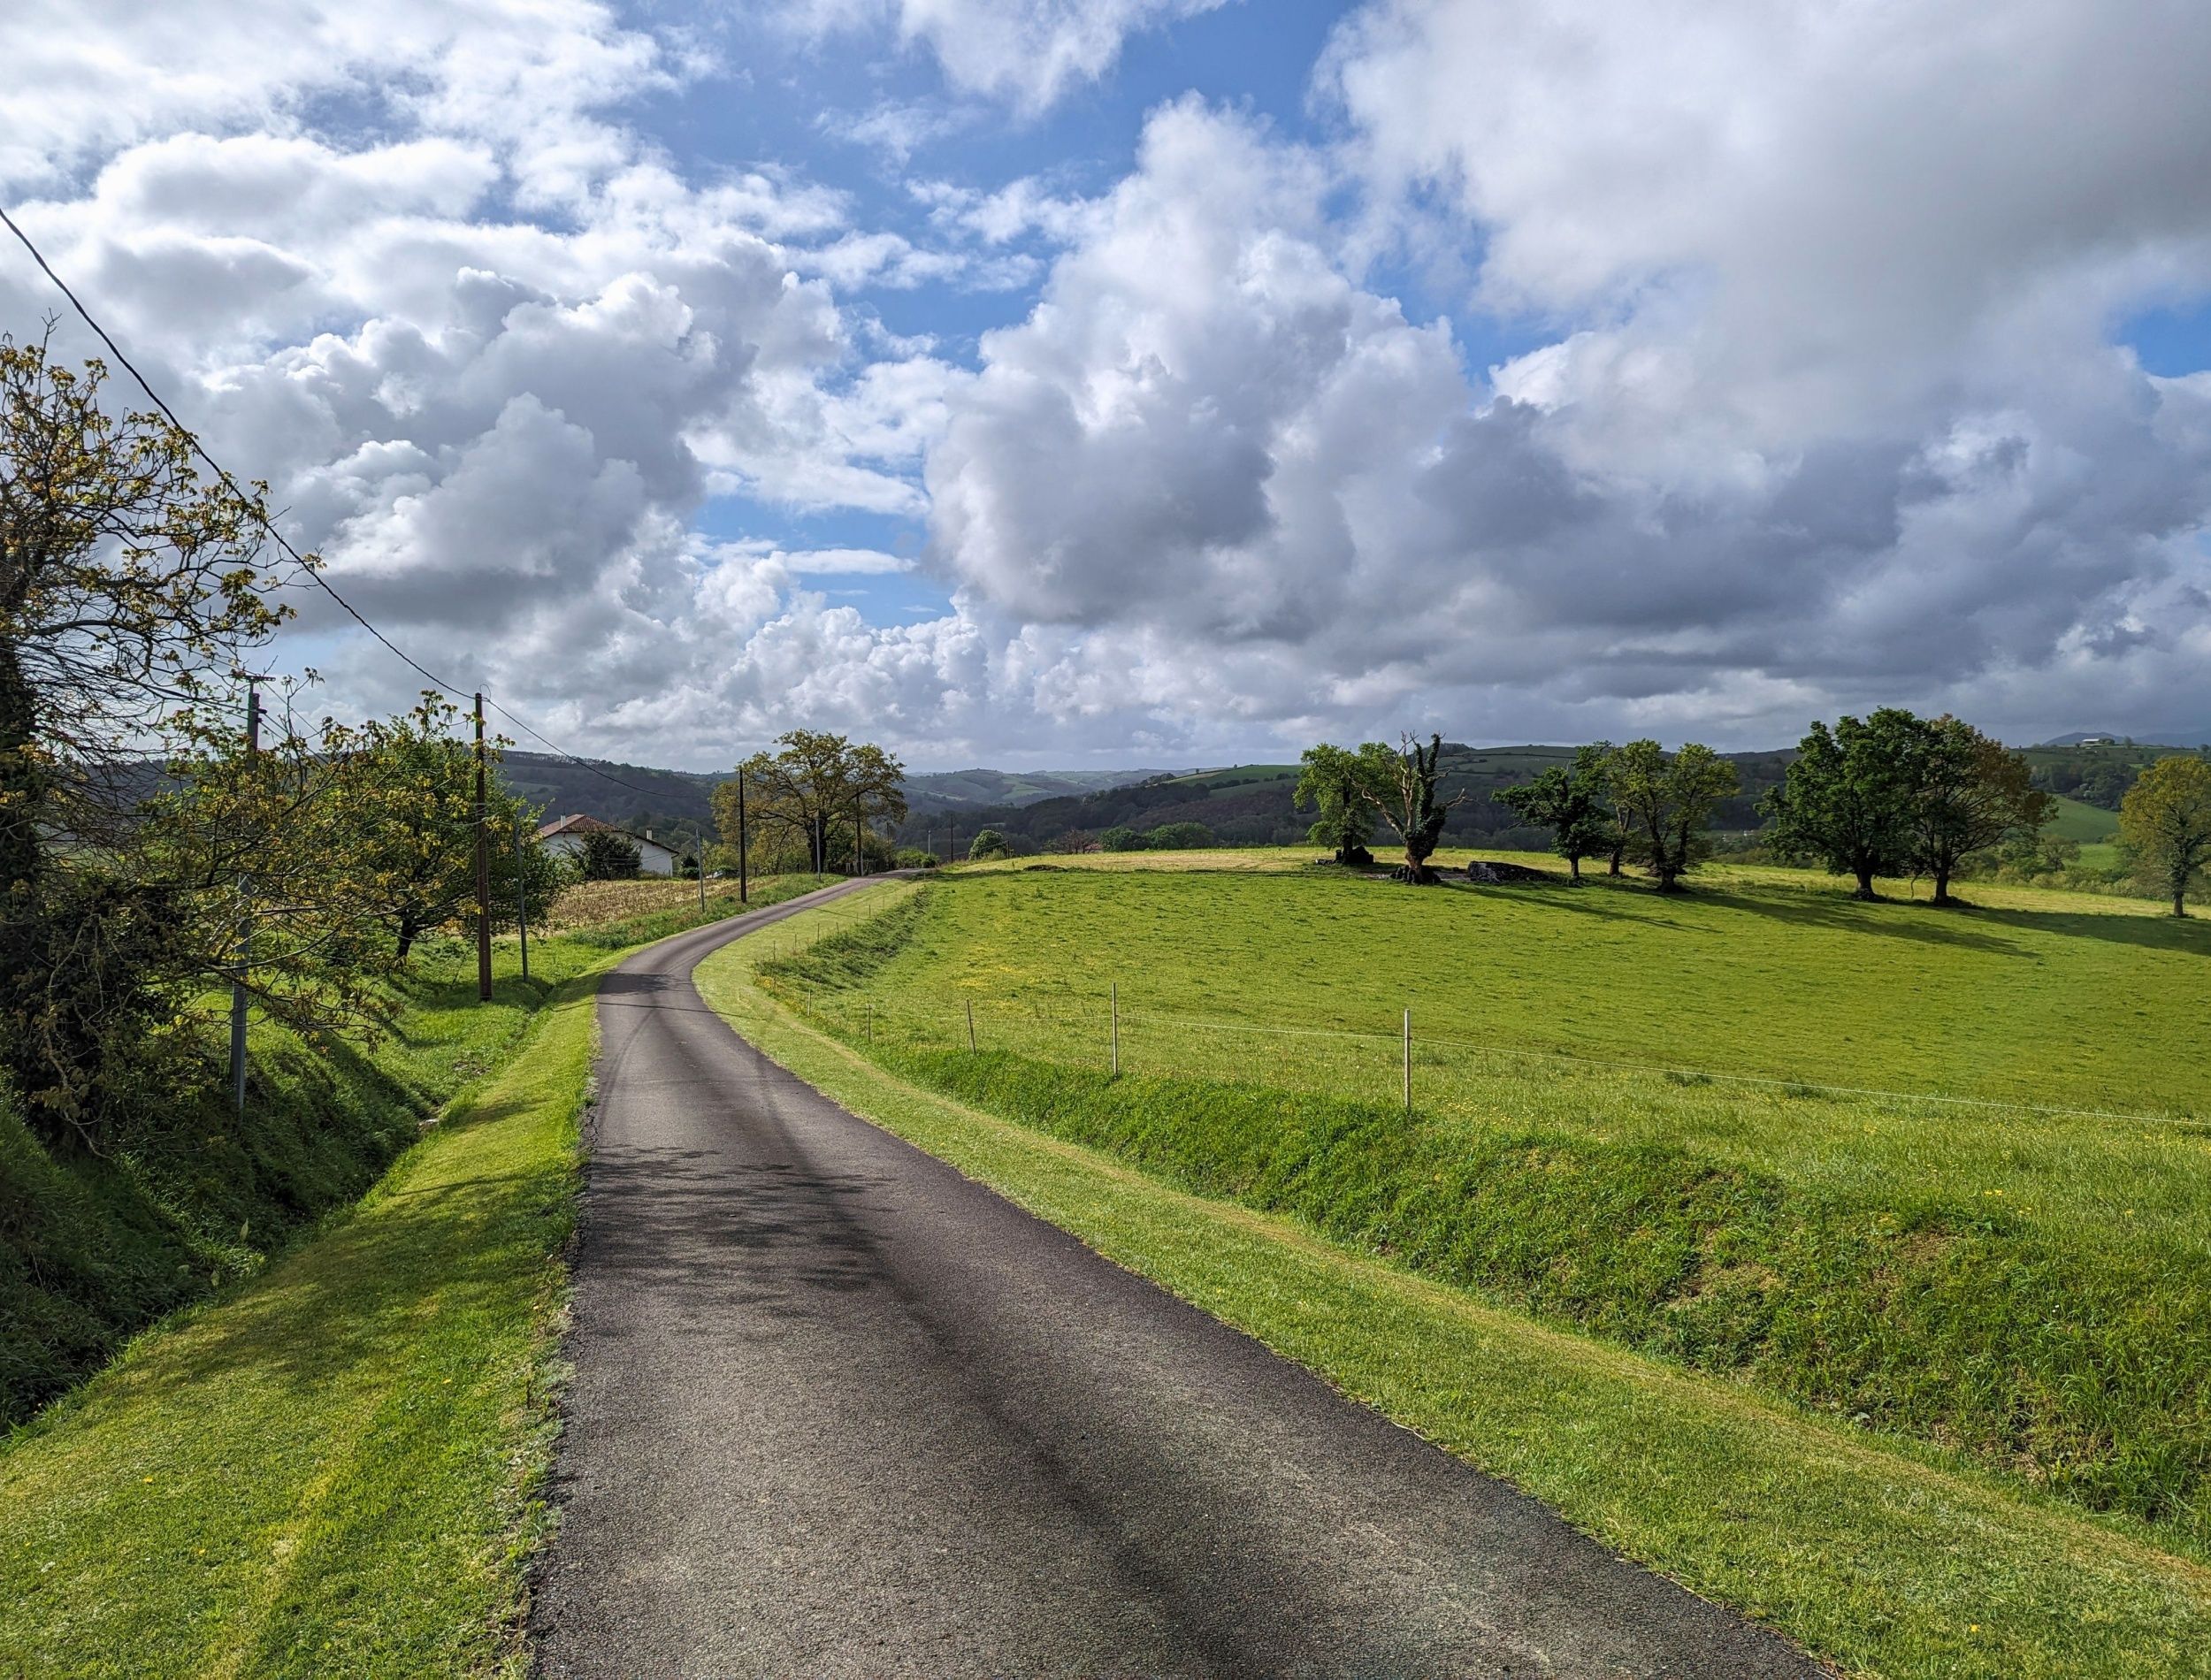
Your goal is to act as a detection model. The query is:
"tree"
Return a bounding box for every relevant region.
[1358,734,1465,882]
[2119,755,2211,917]
[304,694,561,958]
[1603,739,1740,891]
[716,730,907,877]
[1098,825,1141,852]
[1294,743,1388,865]
[1495,745,1615,882]
[1901,716,2050,906]
[579,828,642,882]
[968,828,1009,860]
[1142,821,1213,850]
[2,331,295,1137]
[1760,710,1920,899]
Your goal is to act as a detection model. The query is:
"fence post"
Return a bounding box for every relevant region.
[1111,981,1119,1079]
[967,998,977,1054]
[867,999,874,1046]
[1403,1006,1412,1115]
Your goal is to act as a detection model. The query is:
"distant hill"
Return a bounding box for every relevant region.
[900,768,1166,814]
[2022,739,2203,812]
[896,745,1794,855]
[496,752,1163,855]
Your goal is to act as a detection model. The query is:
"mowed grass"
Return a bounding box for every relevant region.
[0,877,839,1676]
[700,904,2211,1680]
[810,859,2210,1239]
[757,863,2211,1546]
[0,971,598,1677]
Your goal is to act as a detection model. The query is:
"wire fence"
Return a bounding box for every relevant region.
[744,926,2198,1135]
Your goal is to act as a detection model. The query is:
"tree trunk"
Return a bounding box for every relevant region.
[1852,864,1877,900]
[0,636,43,907]
[1932,862,1954,905]
[1567,854,1581,884]
[1608,841,1625,876]
[2176,888,2188,919]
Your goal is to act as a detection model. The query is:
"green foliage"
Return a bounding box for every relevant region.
[1761,710,1923,897]
[2119,755,2211,916]
[1905,716,2053,905]
[1603,739,1739,890]
[1358,734,1465,880]
[1493,743,1615,881]
[1292,743,1386,864]
[578,826,642,881]
[1140,820,1213,850]
[1098,825,1141,852]
[968,827,1010,860]
[717,729,907,875]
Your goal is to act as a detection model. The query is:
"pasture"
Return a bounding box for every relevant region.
[757,854,2211,1553]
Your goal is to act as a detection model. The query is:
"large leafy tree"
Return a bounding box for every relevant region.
[1604,739,1740,892]
[1293,743,1389,865]
[1,331,295,1137]
[1761,710,1921,899]
[716,730,908,875]
[1495,744,1616,882]
[1358,734,1465,883]
[315,694,555,960]
[2119,755,2211,917]
[1902,716,2050,906]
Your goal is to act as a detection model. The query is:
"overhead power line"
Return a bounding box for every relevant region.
[1,202,674,806]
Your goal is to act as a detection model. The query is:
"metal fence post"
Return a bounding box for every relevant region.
[967,998,977,1054]
[1403,1006,1412,1115]
[1111,981,1119,1079]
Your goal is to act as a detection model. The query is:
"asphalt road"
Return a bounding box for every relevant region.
[531,879,1821,1679]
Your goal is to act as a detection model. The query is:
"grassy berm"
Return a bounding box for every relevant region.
[0,876,824,1425]
[0,874,829,1677]
[759,860,2211,1549]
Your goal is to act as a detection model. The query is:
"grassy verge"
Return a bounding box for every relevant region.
[0,966,598,1677]
[1,874,830,1424]
[698,889,2211,1680]
[0,874,837,1676]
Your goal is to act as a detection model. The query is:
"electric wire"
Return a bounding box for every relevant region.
[2,202,677,806]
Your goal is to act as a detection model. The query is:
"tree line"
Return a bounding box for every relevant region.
[1297,715,2211,913]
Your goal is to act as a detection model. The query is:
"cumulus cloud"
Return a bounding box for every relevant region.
[909,12,2211,747]
[792,0,1230,114]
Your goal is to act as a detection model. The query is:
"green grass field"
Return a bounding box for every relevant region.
[0,875,834,1676]
[2046,794,2123,844]
[751,856,2211,1552]
[699,892,2211,1680]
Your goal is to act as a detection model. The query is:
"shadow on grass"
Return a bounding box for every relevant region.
[1505,875,2031,955]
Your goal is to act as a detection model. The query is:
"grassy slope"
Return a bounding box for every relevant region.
[0,875,830,1676]
[696,908,2211,1680]
[2047,794,2123,844]
[741,864,2211,1532]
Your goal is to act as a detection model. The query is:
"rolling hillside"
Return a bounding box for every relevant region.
[895,746,1794,852]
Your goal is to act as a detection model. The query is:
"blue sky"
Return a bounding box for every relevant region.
[6,0,2211,767]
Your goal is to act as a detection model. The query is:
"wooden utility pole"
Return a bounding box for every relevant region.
[854,808,865,877]
[228,677,262,1114]
[737,765,749,905]
[474,693,491,1001]
[514,811,531,983]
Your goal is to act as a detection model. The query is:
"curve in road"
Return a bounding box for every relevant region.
[532,878,1819,1678]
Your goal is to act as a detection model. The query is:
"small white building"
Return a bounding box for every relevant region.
[536,813,683,877]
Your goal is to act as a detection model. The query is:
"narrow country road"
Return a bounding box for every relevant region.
[531,881,1819,1679]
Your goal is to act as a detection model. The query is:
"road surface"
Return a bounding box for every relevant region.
[532,879,1819,1678]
